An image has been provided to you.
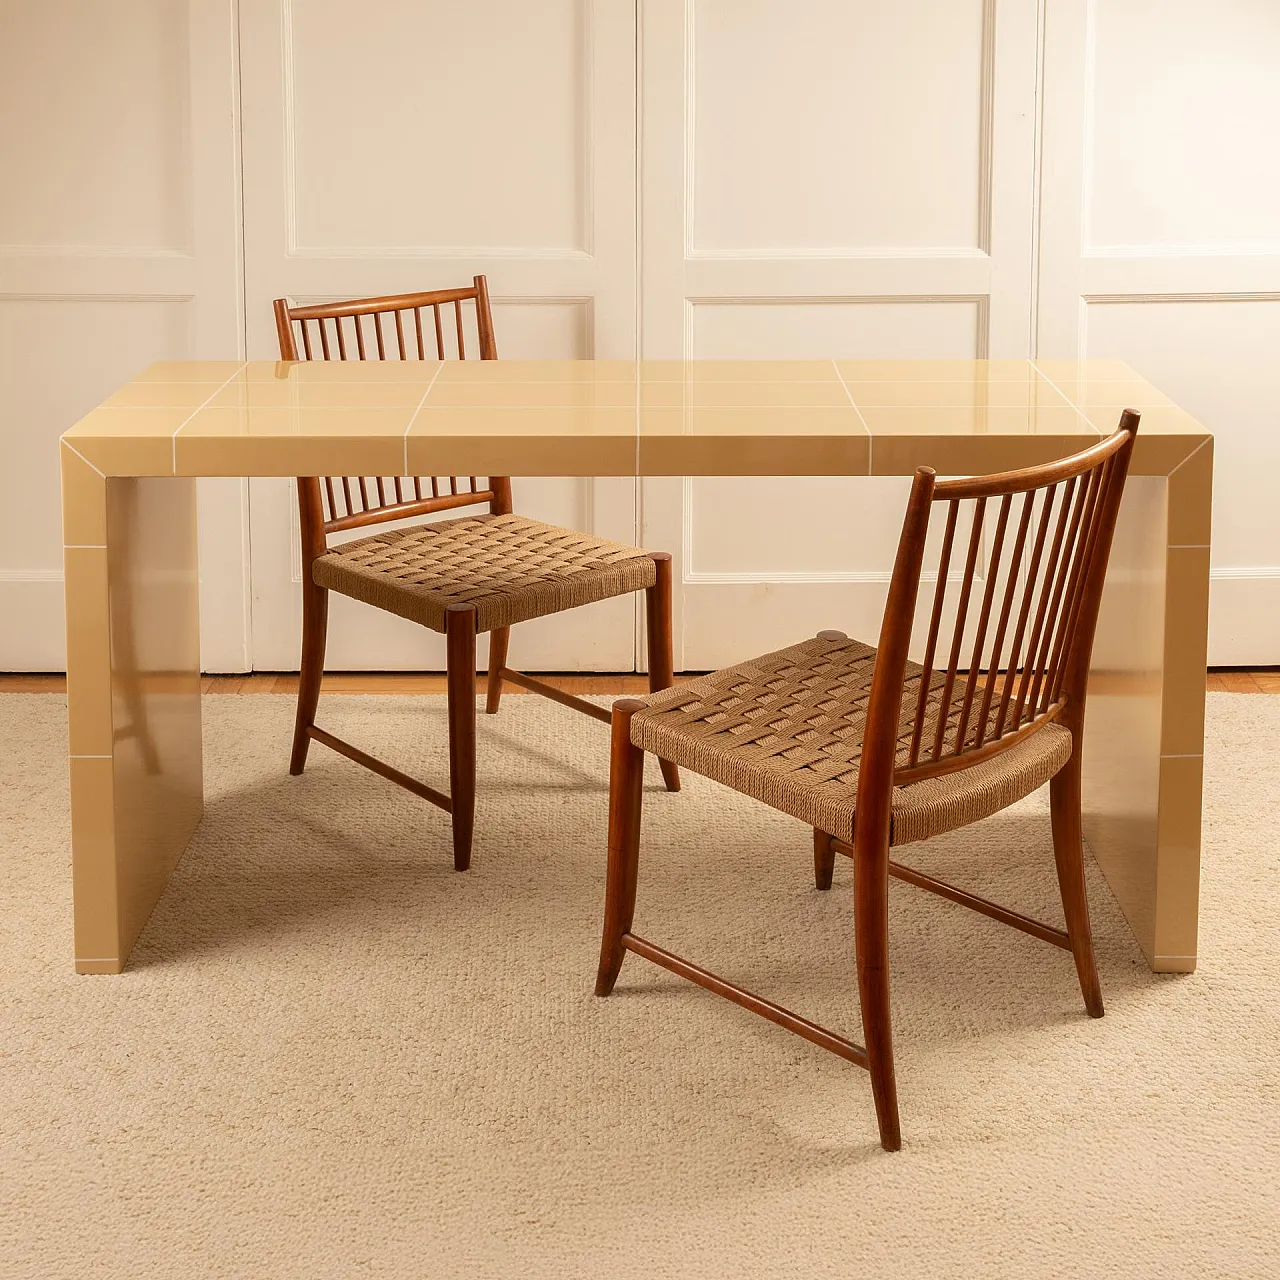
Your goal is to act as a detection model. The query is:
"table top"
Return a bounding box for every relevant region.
[62,358,1210,478]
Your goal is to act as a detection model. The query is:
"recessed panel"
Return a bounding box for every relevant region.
[288,0,587,251]
[691,299,983,361]
[1084,298,1280,569]
[1089,0,1280,248]
[489,301,592,360]
[689,476,919,577]
[0,1,189,248]
[692,0,988,251]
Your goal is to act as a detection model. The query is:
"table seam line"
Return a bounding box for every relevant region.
[402,363,447,475]
[61,441,105,477]
[170,362,250,472]
[1166,437,1212,476]
[831,359,873,475]
[1030,363,1104,437]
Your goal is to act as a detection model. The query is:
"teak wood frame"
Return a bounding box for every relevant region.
[273,277,678,871]
[596,414,1140,1151]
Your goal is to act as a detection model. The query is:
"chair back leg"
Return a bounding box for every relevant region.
[645,553,680,793]
[596,699,648,995]
[485,626,510,714]
[813,829,836,890]
[446,605,478,871]
[1049,747,1105,1017]
[290,581,329,775]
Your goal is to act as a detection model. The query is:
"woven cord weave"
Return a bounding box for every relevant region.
[313,513,658,633]
[631,635,1072,846]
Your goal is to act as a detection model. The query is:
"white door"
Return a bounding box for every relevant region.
[638,0,1042,669]
[0,0,246,671]
[238,0,641,671]
[1037,0,1280,663]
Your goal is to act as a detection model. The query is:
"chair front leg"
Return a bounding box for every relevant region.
[1050,747,1104,1017]
[853,829,901,1152]
[596,699,648,995]
[446,604,478,872]
[645,553,680,793]
[290,578,329,775]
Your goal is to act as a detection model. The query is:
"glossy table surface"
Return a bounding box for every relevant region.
[60,359,1211,976]
[64,357,1208,479]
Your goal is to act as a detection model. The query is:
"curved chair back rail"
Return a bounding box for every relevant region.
[272,275,511,545]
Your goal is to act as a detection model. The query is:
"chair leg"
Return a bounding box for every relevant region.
[814,829,836,890]
[596,700,648,996]
[290,579,329,775]
[485,626,510,715]
[853,833,901,1152]
[1050,749,1105,1018]
[446,605,478,872]
[646,553,680,793]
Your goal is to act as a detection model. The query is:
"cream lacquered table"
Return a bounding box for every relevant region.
[60,358,1211,975]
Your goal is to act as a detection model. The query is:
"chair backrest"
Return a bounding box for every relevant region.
[272,275,511,547]
[854,412,1140,838]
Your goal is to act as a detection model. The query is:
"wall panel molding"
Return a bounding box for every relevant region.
[279,0,596,257]
[685,0,999,258]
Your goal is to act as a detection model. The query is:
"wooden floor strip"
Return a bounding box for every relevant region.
[1212,671,1264,693]
[0,671,1276,695]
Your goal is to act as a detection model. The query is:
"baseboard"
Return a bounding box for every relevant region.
[1209,570,1280,665]
[0,575,66,670]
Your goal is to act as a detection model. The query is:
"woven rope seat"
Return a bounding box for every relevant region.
[630,634,1072,847]
[313,513,658,634]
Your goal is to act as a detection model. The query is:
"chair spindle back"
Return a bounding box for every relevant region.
[272,275,510,542]
[859,412,1140,808]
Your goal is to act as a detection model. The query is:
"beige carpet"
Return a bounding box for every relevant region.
[1,692,1277,1279]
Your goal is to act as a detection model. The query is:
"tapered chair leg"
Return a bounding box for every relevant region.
[814,829,836,890]
[1050,749,1104,1018]
[853,834,901,1152]
[596,700,648,996]
[646,553,680,793]
[485,626,510,715]
[290,579,329,775]
[446,605,478,872]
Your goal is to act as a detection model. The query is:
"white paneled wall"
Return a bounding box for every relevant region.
[640,0,1040,665]
[1,0,1276,670]
[1039,0,1280,665]
[0,0,245,670]
[238,0,640,672]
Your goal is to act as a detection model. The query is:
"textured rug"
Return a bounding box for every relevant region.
[0,692,1277,1279]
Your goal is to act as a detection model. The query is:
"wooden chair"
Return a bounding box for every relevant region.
[273,276,679,872]
[595,413,1140,1151]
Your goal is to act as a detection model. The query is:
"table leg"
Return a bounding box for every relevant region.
[1082,442,1211,974]
[62,445,203,973]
